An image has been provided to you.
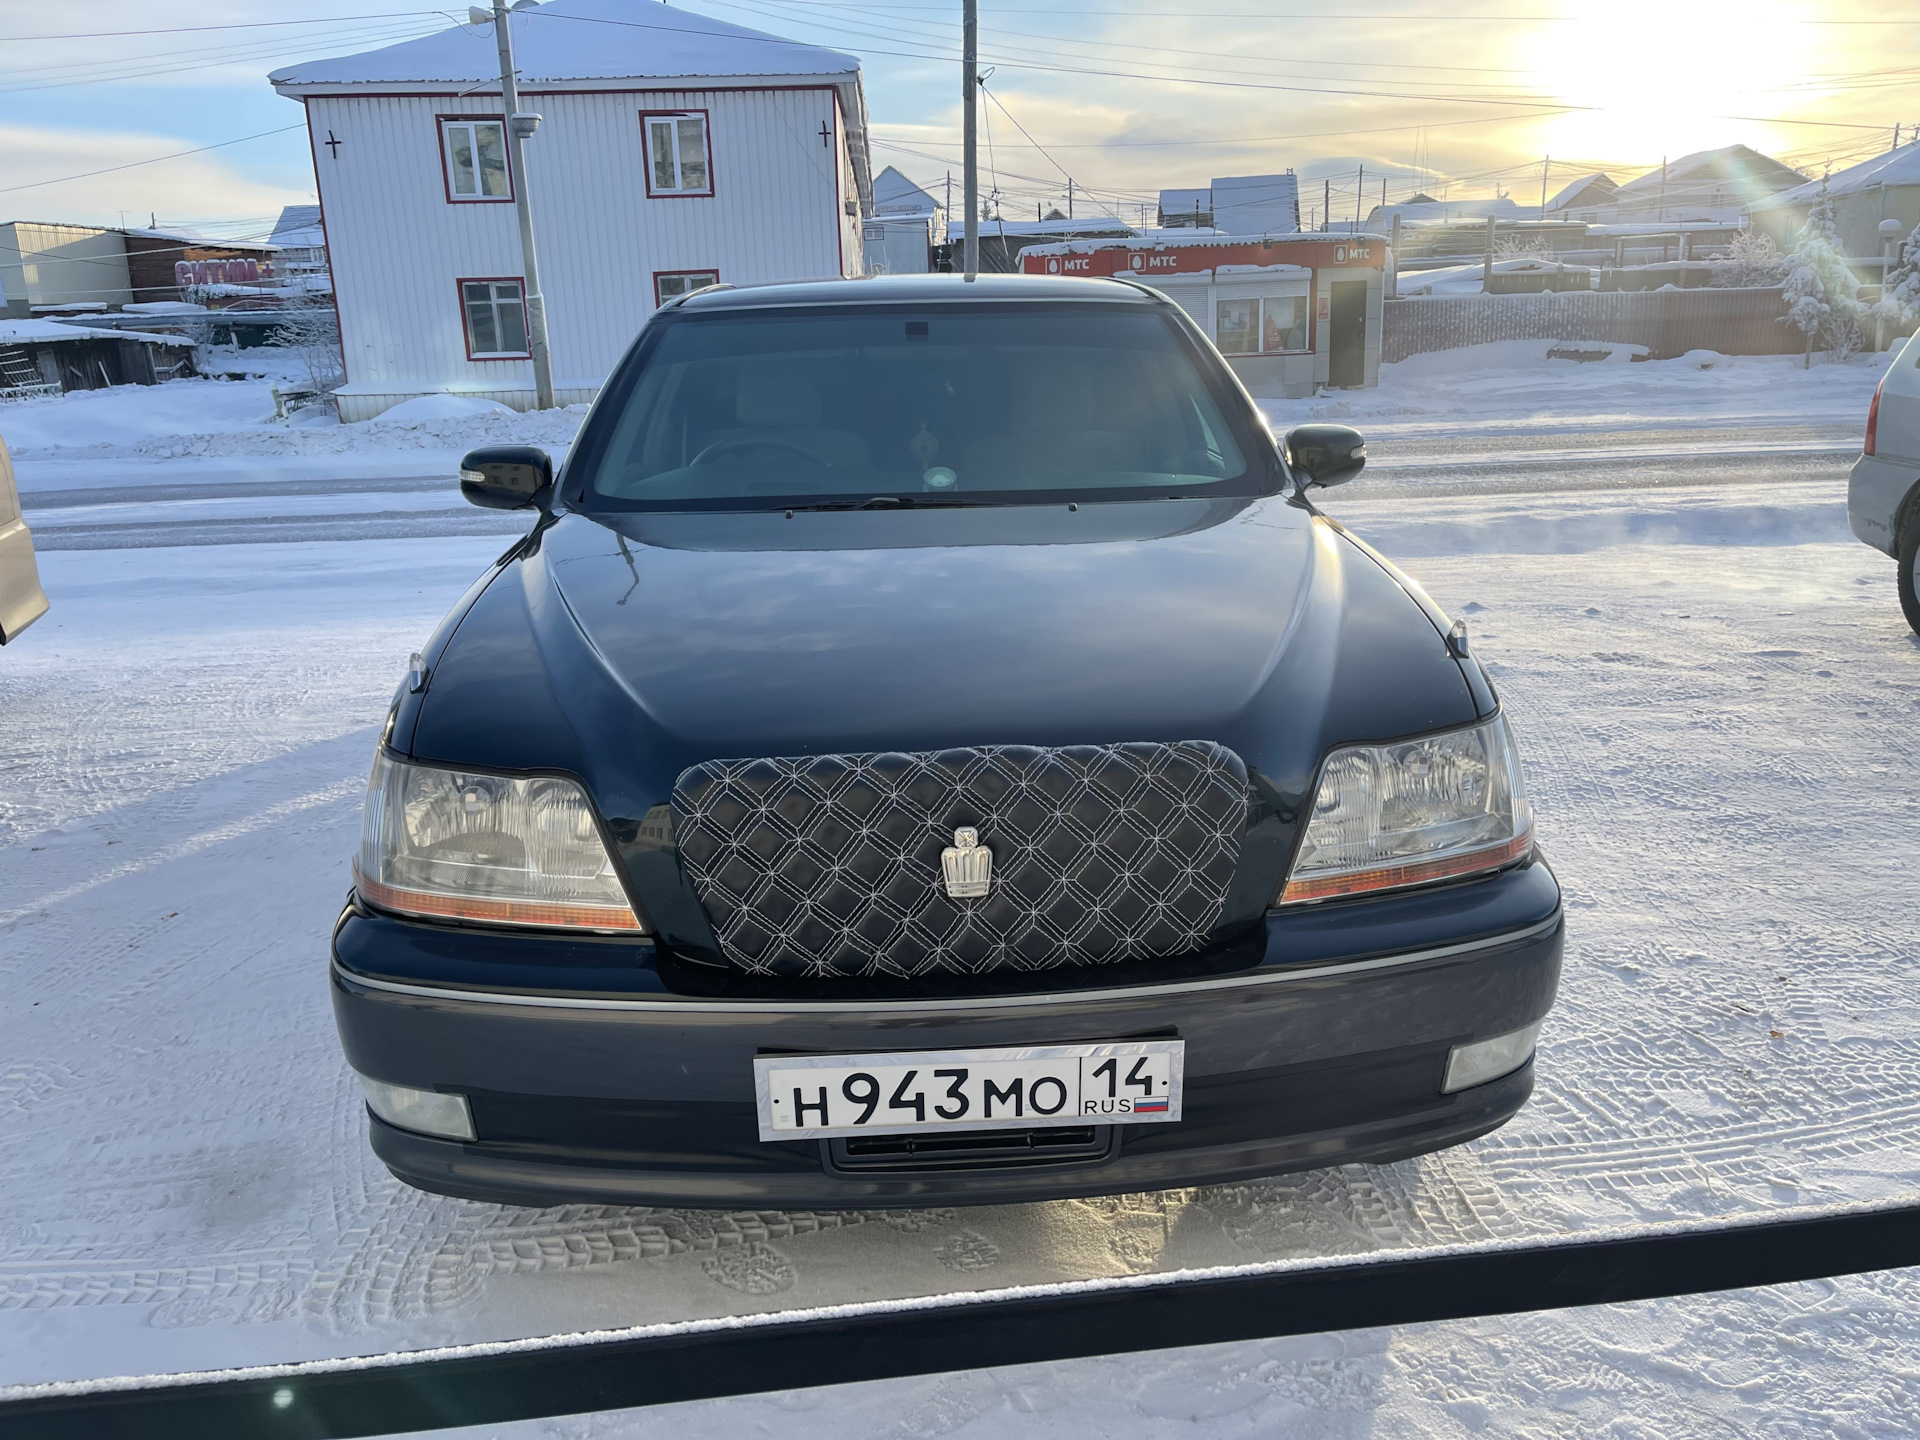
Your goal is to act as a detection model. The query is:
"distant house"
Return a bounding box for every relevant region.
[1542,172,1617,223]
[268,0,872,420]
[1611,145,1804,224]
[118,226,280,306]
[0,220,277,315]
[863,166,938,275]
[1157,188,1212,229]
[1152,175,1299,236]
[1749,139,1920,261]
[1365,196,1524,228]
[0,222,132,317]
[269,205,331,293]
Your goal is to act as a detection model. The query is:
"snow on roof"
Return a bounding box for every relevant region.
[1020,232,1383,257]
[269,0,857,89]
[872,166,937,217]
[1614,145,1803,199]
[943,217,1132,241]
[1369,196,1523,225]
[270,205,325,249]
[0,319,193,347]
[1754,139,1920,211]
[1544,172,1615,211]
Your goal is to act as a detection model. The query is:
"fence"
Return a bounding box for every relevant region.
[1381,286,1799,363]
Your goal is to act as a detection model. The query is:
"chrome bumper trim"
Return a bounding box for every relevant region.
[330,913,1561,1016]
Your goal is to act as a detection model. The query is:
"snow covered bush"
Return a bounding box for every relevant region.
[1714,229,1789,288]
[275,291,344,400]
[1878,221,1920,332]
[1783,178,1865,365]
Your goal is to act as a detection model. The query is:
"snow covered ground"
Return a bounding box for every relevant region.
[1,347,1914,1435]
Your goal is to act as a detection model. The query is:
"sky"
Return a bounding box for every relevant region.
[1,0,1915,237]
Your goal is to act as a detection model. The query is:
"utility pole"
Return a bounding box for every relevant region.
[479,0,553,409]
[963,0,979,280]
[1323,178,1330,232]
[1355,165,1363,230]
[1540,155,1549,218]
[1067,177,1074,220]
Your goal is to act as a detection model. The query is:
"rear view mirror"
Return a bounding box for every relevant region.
[460,446,553,510]
[1283,424,1367,489]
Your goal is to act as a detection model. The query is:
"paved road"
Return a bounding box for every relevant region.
[19,422,1860,549]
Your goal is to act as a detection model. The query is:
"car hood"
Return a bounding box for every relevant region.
[412,494,1481,806]
[545,498,1320,755]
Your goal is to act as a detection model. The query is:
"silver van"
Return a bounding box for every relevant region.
[1850,330,1920,634]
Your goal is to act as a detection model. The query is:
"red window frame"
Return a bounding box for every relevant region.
[639,109,715,198]
[437,114,514,205]
[457,275,531,361]
[652,269,721,306]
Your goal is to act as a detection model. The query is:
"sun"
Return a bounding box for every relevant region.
[1513,0,1823,169]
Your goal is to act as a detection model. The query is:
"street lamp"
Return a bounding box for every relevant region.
[1879,217,1903,353]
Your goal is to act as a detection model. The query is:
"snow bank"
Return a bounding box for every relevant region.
[374,394,516,423]
[0,358,587,471]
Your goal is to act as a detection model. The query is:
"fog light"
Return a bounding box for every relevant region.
[1442,1022,1542,1094]
[358,1075,475,1141]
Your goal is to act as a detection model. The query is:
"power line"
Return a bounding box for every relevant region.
[0,12,443,41]
[0,125,309,197]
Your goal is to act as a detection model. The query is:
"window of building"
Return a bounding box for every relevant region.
[441,118,511,202]
[461,278,528,358]
[642,112,712,196]
[1215,298,1259,355]
[1261,295,1309,354]
[654,270,720,306]
[1215,295,1309,356]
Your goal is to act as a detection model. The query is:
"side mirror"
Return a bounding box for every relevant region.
[460,446,552,510]
[1283,424,1367,489]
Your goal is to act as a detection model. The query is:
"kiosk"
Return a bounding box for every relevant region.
[1021,234,1388,396]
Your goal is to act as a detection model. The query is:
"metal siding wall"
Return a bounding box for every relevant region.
[308,86,844,401]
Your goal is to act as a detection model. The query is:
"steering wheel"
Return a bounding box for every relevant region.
[689,436,834,469]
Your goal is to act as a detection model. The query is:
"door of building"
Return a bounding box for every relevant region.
[1327,280,1368,388]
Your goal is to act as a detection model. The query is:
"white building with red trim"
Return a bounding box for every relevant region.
[270,1,870,421]
[1022,235,1386,397]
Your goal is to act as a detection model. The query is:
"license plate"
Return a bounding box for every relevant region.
[753,1040,1185,1141]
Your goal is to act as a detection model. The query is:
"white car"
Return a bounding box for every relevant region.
[1850,329,1920,634]
[0,433,50,644]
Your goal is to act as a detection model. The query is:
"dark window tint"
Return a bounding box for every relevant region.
[579,306,1263,510]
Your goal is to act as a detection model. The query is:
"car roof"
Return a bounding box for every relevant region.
[674,273,1163,312]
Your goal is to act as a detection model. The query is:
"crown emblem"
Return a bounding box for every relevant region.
[941,826,993,898]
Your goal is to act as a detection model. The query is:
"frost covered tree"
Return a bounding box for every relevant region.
[275,287,344,402]
[1715,228,1789,288]
[1878,220,1920,333]
[1782,177,1864,366]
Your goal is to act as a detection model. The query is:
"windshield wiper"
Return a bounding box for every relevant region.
[780,495,1002,513]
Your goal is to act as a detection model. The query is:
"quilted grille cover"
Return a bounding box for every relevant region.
[671,742,1250,978]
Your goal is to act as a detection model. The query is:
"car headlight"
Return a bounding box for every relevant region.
[354,751,645,932]
[1277,715,1533,905]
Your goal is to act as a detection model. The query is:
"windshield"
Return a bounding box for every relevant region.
[574,303,1267,510]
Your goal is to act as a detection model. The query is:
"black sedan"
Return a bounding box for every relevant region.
[333,274,1561,1208]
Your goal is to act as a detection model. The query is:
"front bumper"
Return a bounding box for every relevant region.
[331,859,1563,1208]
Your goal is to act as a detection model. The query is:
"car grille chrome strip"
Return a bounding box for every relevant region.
[671,741,1252,979]
[330,913,1562,1015]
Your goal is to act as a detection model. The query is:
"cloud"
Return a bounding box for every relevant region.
[0,124,313,233]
